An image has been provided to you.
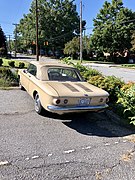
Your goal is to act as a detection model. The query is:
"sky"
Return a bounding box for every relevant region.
[0,0,135,39]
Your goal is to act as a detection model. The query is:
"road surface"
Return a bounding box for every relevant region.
[0,89,135,179]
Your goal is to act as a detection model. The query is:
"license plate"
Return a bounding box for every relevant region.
[78,98,90,106]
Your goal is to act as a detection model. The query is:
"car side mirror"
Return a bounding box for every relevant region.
[23,69,27,73]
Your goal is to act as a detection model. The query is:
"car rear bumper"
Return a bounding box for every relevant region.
[47,104,108,113]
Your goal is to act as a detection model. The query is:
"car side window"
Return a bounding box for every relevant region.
[27,64,37,76]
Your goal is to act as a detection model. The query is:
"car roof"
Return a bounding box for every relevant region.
[30,61,74,68]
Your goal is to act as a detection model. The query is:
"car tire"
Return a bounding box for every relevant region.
[34,93,43,114]
[19,81,25,90]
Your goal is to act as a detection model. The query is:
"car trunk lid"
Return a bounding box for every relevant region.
[47,81,108,97]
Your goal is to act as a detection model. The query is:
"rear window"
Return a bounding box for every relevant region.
[47,67,82,81]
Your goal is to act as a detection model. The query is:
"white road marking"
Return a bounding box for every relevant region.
[105,143,110,146]
[48,153,53,157]
[31,155,39,159]
[0,161,10,166]
[64,149,75,154]
[82,146,91,150]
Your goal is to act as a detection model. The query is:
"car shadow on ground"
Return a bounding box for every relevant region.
[41,110,135,138]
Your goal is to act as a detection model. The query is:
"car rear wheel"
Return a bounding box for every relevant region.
[34,93,43,114]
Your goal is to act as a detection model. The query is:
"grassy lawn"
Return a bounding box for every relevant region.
[0,58,29,88]
[2,58,29,68]
[121,64,135,69]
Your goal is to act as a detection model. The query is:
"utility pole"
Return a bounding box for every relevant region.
[7,35,11,55]
[13,23,18,58]
[36,0,39,61]
[80,0,83,63]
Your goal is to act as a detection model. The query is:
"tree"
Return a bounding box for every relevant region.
[131,31,135,51]
[0,26,7,56]
[17,0,86,54]
[64,35,92,59]
[64,37,79,58]
[90,0,135,57]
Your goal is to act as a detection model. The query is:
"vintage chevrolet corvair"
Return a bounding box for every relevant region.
[18,61,109,115]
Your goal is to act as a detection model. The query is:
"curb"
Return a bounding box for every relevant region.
[0,86,20,90]
[105,109,135,131]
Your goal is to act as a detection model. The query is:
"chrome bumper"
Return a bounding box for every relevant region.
[47,104,108,112]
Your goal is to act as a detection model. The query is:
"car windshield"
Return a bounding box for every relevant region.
[47,67,82,81]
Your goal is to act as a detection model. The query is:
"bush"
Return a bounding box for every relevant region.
[0,67,12,78]
[0,59,3,66]
[0,67,18,86]
[88,75,124,102]
[8,61,15,67]
[62,57,73,64]
[73,62,88,72]
[83,68,102,80]
[117,84,135,124]
[19,62,25,68]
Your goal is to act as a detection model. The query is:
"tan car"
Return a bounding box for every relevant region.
[18,61,109,115]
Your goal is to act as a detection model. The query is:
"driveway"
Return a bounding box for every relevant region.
[0,89,135,179]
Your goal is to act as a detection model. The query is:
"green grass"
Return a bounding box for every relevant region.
[0,78,11,87]
[121,64,135,69]
[2,58,29,68]
[69,59,114,64]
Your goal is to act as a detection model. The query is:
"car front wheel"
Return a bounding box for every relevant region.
[34,93,43,114]
[19,81,25,90]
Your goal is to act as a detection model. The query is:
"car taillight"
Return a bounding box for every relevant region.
[53,99,61,105]
[56,99,61,104]
[64,99,68,104]
[106,98,109,103]
[99,98,104,102]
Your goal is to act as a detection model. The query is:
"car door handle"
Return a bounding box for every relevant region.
[28,75,31,78]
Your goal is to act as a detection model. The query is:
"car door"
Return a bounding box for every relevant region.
[24,64,37,92]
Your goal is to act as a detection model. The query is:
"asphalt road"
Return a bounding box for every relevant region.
[83,63,135,83]
[0,89,135,179]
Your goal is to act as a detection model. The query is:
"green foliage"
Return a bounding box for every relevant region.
[90,0,135,58]
[74,63,102,80]
[0,59,3,66]
[117,84,135,124]
[64,37,79,58]
[19,62,25,68]
[73,62,88,72]
[0,67,18,87]
[83,69,102,80]
[88,75,124,102]
[0,26,7,56]
[17,0,86,53]
[8,61,15,67]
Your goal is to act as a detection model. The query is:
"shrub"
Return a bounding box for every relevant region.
[117,84,135,125]
[88,75,124,102]
[0,67,12,78]
[83,68,102,80]
[19,62,25,68]
[73,62,88,72]
[8,61,15,67]
[121,82,135,91]
[62,57,73,64]
[0,67,18,86]
[0,59,3,66]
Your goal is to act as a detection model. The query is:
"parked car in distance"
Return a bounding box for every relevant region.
[18,61,109,115]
